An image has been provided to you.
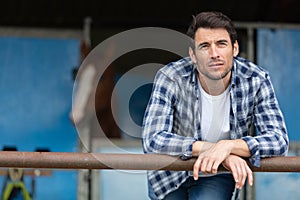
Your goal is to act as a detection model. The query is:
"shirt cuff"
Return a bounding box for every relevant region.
[242,136,260,167]
[180,138,195,160]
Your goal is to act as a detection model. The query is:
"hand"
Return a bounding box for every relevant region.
[222,154,253,189]
[193,140,232,180]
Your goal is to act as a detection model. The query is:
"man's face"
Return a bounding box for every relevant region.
[189,28,239,81]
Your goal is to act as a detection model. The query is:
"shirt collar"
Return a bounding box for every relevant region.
[231,57,254,88]
[231,59,237,88]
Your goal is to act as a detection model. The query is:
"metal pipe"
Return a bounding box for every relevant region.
[0,151,299,172]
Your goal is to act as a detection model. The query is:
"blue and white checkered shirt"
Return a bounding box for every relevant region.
[142,56,289,200]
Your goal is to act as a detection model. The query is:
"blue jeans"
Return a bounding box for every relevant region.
[150,173,237,200]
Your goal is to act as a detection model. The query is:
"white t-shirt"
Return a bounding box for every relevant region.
[200,85,231,143]
[189,84,232,178]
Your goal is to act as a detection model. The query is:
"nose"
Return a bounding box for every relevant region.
[209,45,219,59]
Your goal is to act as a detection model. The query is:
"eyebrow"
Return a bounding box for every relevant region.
[217,39,229,44]
[197,39,229,48]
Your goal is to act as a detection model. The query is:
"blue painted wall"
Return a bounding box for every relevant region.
[257,29,300,141]
[0,36,80,199]
[256,28,300,200]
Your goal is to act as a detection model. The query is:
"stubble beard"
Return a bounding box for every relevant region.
[199,65,232,81]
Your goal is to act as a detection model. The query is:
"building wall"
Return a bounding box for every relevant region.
[0,32,80,200]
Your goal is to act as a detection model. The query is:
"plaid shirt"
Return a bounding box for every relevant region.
[142,57,289,200]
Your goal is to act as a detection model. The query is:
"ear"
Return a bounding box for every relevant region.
[233,41,239,57]
[189,47,197,63]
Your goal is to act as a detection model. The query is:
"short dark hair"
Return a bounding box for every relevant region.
[186,11,237,46]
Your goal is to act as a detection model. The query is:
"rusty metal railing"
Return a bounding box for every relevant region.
[0,151,299,172]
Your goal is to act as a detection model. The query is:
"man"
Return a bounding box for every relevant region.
[142,11,288,200]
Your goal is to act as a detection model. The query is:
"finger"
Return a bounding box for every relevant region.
[202,157,215,174]
[246,165,253,186]
[228,163,239,187]
[235,165,242,189]
[207,159,216,174]
[239,163,247,189]
[211,159,221,174]
[231,161,243,189]
[193,157,202,180]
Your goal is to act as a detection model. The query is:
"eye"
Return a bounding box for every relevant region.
[198,43,209,50]
[217,41,228,48]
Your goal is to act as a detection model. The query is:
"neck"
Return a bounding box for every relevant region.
[199,73,231,96]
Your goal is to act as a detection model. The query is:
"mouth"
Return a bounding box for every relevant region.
[208,62,224,68]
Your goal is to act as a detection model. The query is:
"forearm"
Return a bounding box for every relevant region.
[143,130,195,156]
[226,139,251,157]
[192,139,251,158]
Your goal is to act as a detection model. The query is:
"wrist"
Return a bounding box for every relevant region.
[221,139,251,157]
[217,140,234,154]
[192,141,213,156]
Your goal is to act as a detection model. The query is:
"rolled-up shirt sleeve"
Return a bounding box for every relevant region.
[142,69,196,158]
[242,75,289,167]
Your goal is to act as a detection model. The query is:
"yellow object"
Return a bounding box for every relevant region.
[2,181,31,200]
